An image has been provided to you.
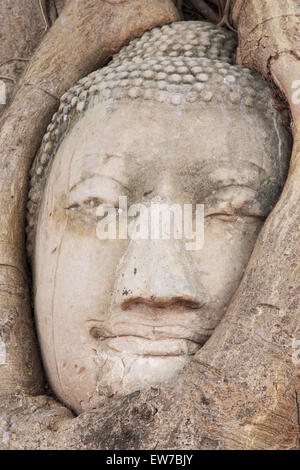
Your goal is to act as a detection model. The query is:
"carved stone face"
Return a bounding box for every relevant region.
[33,97,288,413]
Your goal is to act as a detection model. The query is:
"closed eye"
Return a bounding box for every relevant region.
[65,197,103,210]
[205,212,265,223]
[203,186,265,220]
[65,197,119,218]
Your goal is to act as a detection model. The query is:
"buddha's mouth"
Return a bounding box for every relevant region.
[88,310,214,342]
[90,330,202,356]
[88,315,214,356]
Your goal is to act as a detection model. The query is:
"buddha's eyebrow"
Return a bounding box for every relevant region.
[249,161,265,171]
[214,159,265,173]
[103,153,123,162]
[181,159,266,182]
[73,152,124,164]
[70,152,128,190]
[69,174,130,192]
[211,161,267,184]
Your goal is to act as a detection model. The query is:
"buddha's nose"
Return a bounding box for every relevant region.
[113,239,208,311]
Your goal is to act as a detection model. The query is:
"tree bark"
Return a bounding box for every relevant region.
[0,1,68,115]
[0,0,46,115]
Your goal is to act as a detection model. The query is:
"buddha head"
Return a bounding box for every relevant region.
[26,21,291,414]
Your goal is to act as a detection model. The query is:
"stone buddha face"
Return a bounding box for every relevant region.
[27,22,290,414]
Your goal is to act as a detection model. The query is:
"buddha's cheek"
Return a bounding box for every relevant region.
[36,218,127,413]
[191,217,263,327]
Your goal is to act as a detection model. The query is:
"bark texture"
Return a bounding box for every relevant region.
[0,0,45,115]
[231,0,300,81]
[0,1,68,116]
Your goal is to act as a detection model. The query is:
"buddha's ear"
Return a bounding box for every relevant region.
[0,0,179,400]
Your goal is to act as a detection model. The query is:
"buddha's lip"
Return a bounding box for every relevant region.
[89,323,211,344]
[95,335,201,356]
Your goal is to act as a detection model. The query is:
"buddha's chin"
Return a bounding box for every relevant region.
[95,339,199,398]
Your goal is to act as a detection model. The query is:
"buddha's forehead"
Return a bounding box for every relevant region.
[56,99,279,190]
